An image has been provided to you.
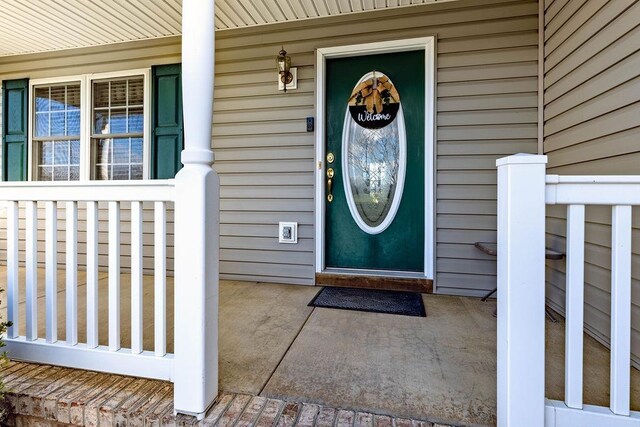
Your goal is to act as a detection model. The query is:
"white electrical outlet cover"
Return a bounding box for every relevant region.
[279,221,298,243]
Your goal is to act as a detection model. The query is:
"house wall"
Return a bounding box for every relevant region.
[0,0,539,294]
[213,0,539,290]
[543,0,640,365]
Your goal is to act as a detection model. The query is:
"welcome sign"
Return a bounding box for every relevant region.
[347,71,400,129]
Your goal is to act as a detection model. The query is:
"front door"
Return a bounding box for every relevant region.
[325,50,425,272]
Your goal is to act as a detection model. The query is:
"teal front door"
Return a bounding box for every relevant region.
[325,50,425,272]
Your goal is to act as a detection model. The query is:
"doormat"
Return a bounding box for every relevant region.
[309,287,426,317]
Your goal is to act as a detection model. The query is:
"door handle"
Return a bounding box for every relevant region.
[327,168,334,203]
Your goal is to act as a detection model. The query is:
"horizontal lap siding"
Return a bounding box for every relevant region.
[0,40,181,275]
[213,53,315,284]
[215,0,539,291]
[543,0,640,365]
[434,0,538,295]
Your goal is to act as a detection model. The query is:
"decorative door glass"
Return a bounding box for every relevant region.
[342,71,406,234]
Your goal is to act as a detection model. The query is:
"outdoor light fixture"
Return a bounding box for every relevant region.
[276,47,296,92]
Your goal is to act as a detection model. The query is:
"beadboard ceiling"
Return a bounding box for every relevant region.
[213,0,450,29]
[0,0,453,56]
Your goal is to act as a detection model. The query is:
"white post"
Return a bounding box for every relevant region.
[174,0,219,419]
[496,154,547,427]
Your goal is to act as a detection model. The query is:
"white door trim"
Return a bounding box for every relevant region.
[314,37,436,283]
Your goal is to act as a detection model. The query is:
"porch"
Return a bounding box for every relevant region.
[1,0,640,425]
[2,269,639,426]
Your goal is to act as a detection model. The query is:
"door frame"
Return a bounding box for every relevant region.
[314,37,436,284]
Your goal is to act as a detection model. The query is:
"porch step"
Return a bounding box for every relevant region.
[3,362,456,427]
[315,272,433,293]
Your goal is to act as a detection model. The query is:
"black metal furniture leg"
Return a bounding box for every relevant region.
[481,288,497,302]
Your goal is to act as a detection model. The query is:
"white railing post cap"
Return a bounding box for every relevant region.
[496,153,548,167]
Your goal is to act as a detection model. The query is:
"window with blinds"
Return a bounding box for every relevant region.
[22,67,181,182]
[33,83,81,181]
[92,77,144,180]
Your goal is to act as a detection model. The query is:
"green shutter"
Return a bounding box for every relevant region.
[2,79,29,181]
[151,64,183,179]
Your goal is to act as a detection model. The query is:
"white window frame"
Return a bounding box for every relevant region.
[28,68,151,182]
[28,75,86,181]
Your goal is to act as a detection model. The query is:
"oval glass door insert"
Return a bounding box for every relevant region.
[342,71,407,235]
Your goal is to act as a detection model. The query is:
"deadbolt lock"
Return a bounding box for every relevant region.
[326,152,335,164]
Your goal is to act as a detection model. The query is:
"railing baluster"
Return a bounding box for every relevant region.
[66,201,78,345]
[86,201,99,348]
[154,201,167,357]
[6,201,18,338]
[131,201,143,354]
[565,204,585,409]
[25,201,38,341]
[109,201,121,352]
[45,201,58,343]
[610,205,632,416]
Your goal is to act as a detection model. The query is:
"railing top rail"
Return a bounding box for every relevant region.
[546,175,640,184]
[546,175,640,206]
[0,179,175,202]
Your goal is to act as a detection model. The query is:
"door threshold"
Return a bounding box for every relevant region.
[316,270,432,293]
[323,267,427,278]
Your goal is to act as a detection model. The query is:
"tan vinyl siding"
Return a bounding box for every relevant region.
[543,0,640,366]
[0,0,539,292]
[214,0,539,291]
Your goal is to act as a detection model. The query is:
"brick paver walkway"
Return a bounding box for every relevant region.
[2,362,455,427]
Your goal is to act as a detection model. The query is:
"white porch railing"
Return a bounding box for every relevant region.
[497,154,640,427]
[1,181,175,380]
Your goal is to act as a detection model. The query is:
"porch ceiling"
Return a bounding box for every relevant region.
[0,0,455,57]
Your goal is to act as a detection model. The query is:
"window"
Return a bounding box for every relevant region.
[92,77,144,180]
[29,70,149,181]
[33,83,81,181]
[10,65,182,182]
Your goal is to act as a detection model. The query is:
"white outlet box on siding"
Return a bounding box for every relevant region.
[279,221,298,243]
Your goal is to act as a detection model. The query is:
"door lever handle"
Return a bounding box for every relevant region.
[327,168,334,203]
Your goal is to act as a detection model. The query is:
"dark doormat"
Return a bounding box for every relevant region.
[309,287,426,317]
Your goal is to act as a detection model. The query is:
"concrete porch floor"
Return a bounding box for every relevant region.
[1,269,640,426]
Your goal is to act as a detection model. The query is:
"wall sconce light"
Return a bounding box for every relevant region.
[276,47,297,92]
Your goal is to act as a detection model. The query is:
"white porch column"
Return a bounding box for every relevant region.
[174,0,219,419]
[496,154,547,427]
